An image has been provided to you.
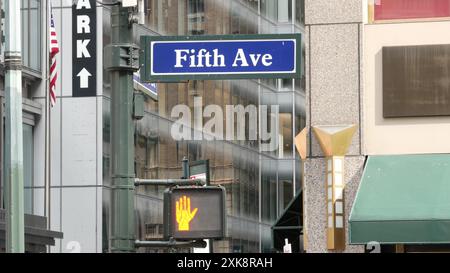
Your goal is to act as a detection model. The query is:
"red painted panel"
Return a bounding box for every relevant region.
[374,0,450,20]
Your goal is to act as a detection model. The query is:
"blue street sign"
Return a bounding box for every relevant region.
[140,34,301,82]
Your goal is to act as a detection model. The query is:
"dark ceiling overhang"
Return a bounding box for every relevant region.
[0,209,63,252]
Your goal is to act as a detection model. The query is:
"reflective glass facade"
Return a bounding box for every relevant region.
[103,0,305,253]
[21,0,42,73]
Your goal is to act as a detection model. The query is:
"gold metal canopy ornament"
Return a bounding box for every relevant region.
[295,128,307,160]
[313,125,357,157]
[312,125,356,251]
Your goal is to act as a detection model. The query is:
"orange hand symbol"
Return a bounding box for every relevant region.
[176,195,198,231]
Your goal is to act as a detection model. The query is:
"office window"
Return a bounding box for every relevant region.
[277,0,292,23]
[0,120,34,213]
[21,0,41,72]
[295,0,305,25]
[23,124,33,214]
[0,1,3,63]
[229,1,258,35]
[261,0,278,21]
[278,160,293,214]
[243,0,258,11]
[279,113,293,158]
[261,159,277,223]
[188,0,205,35]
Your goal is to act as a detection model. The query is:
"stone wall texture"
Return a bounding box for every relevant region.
[304,0,364,253]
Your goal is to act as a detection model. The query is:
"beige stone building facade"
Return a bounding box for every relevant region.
[303,0,450,253]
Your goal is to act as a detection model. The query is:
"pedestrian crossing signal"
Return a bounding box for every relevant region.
[176,195,198,231]
[164,186,226,240]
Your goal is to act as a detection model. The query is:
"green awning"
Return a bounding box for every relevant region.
[349,154,450,244]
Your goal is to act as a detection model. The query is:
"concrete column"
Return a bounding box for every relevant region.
[304,0,365,253]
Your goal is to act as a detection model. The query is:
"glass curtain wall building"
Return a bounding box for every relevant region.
[102,0,305,253]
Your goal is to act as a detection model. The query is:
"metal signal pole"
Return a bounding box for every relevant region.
[4,0,25,253]
[105,2,140,252]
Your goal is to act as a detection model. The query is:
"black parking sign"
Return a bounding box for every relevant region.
[72,0,96,97]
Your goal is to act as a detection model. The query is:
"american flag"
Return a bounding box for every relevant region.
[49,10,59,107]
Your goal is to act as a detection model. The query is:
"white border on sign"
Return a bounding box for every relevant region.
[149,39,297,75]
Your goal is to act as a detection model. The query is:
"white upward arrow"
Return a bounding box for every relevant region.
[77,68,92,88]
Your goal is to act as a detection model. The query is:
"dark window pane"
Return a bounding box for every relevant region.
[23,124,33,214]
[20,0,41,72]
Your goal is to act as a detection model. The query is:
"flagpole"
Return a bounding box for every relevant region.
[44,0,48,221]
[48,0,52,237]
[44,0,51,244]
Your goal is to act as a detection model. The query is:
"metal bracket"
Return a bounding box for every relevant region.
[133,91,145,120]
[104,43,140,71]
[134,239,207,249]
[128,11,139,26]
[4,54,22,71]
[134,178,205,187]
